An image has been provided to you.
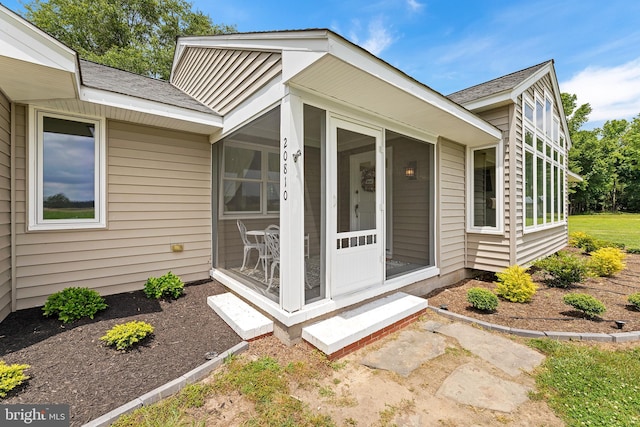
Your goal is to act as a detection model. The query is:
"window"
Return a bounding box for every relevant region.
[522,91,566,231]
[221,143,279,215]
[219,107,280,217]
[469,145,501,231]
[28,108,106,230]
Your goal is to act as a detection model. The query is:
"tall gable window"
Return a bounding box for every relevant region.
[523,93,566,230]
[468,144,502,232]
[28,108,106,230]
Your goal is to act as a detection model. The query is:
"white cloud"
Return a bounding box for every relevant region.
[359,18,394,56]
[561,58,640,123]
[406,0,423,12]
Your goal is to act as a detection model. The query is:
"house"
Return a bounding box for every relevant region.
[0,5,571,345]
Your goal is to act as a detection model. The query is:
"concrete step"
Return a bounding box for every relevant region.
[302,292,428,359]
[207,293,273,341]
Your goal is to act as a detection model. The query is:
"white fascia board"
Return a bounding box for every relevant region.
[511,62,553,99]
[80,86,223,128]
[326,34,501,140]
[213,75,285,140]
[1,5,77,72]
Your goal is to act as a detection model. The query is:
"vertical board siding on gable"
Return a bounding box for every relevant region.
[438,139,465,275]
[466,106,512,272]
[0,93,11,321]
[14,114,212,309]
[172,47,282,115]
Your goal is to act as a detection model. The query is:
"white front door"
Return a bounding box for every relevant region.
[330,117,384,297]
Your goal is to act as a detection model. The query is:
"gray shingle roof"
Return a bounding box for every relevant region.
[79,59,216,115]
[447,60,552,105]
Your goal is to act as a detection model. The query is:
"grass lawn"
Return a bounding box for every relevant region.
[530,339,640,427]
[43,208,95,220]
[568,213,640,249]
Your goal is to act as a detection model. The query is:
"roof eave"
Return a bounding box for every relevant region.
[80,86,223,129]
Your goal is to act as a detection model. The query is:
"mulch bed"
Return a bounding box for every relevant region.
[0,280,242,427]
[426,251,640,334]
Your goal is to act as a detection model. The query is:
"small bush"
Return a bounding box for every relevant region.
[628,293,640,311]
[587,247,626,277]
[101,321,154,350]
[533,251,587,288]
[563,293,606,319]
[494,265,537,303]
[42,287,108,323]
[144,271,184,299]
[568,231,623,253]
[466,287,499,312]
[0,361,30,397]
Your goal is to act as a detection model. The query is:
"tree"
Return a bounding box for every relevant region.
[44,193,71,208]
[24,0,236,79]
[618,115,640,211]
[561,93,592,136]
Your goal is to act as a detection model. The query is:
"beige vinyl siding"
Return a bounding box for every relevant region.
[172,47,282,115]
[14,113,212,309]
[438,139,466,275]
[466,105,512,272]
[515,75,568,263]
[517,225,567,266]
[0,92,11,321]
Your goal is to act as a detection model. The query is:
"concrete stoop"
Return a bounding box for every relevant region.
[207,293,274,341]
[302,292,428,359]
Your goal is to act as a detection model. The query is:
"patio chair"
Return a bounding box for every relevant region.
[237,219,264,271]
[264,224,280,292]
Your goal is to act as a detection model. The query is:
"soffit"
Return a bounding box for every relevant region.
[288,54,500,146]
[0,6,78,102]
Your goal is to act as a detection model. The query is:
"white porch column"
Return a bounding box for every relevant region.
[279,91,305,312]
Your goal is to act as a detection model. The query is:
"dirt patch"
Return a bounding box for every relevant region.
[0,281,242,427]
[427,251,640,334]
[203,320,564,426]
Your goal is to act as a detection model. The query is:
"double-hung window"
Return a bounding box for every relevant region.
[523,93,566,230]
[28,108,106,230]
[221,142,279,216]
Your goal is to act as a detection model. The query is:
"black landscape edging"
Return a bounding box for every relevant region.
[427,305,640,343]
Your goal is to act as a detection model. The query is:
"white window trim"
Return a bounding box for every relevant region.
[522,91,567,234]
[28,107,106,231]
[219,140,280,219]
[467,142,504,234]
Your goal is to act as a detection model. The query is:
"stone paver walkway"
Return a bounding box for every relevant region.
[359,318,546,413]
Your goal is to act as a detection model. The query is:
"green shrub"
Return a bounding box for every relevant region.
[568,231,624,254]
[101,321,154,350]
[466,287,499,312]
[42,287,108,323]
[533,251,587,288]
[144,271,184,299]
[587,247,626,277]
[563,293,606,319]
[494,265,537,303]
[0,361,30,397]
[628,292,640,311]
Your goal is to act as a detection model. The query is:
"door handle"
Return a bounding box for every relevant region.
[355,203,359,218]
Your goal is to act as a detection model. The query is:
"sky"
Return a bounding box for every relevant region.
[5,0,640,130]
